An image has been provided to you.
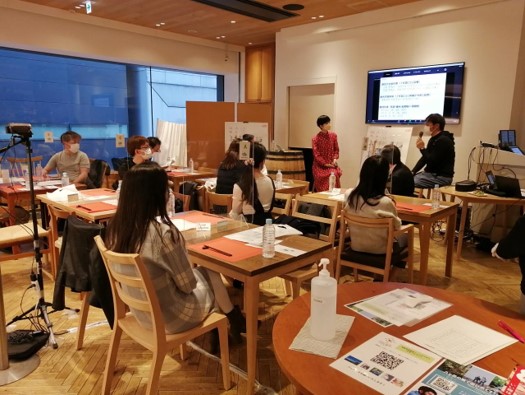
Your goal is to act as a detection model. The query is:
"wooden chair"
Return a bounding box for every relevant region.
[272,192,292,217]
[7,156,43,178]
[46,205,72,279]
[0,222,51,263]
[93,236,231,394]
[279,194,340,299]
[335,211,414,284]
[205,190,233,214]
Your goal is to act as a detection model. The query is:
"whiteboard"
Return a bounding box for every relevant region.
[361,126,414,164]
[225,122,269,151]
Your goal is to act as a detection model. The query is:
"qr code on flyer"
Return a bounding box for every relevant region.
[370,351,404,370]
[428,376,457,394]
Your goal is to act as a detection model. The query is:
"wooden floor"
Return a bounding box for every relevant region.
[0,232,521,394]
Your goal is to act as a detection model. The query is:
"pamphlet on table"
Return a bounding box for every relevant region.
[330,332,442,395]
[404,359,507,395]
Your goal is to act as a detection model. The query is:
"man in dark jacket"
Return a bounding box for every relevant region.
[412,113,455,188]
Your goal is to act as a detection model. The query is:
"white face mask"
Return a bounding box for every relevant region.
[141,148,152,160]
[69,143,80,153]
[423,125,431,134]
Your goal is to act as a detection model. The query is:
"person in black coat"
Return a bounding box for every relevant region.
[381,144,415,197]
[216,138,246,194]
[412,113,455,188]
[492,214,525,313]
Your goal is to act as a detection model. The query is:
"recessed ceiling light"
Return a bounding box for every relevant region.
[188,29,198,33]
[319,15,324,18]
[311,16,317,20]
[160,22,165,25]
[283,3,304,11]
[221,35,226,38]
[248,42,253,45]
[156,23,161,27]
[216,36,221,39]
[230,20,236,24]
[75,5,81,9]
[79,4,85,7]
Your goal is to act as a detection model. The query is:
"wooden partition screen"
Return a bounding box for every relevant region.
[186,101,272,170]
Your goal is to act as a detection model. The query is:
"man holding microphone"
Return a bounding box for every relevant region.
[412,113,455,188]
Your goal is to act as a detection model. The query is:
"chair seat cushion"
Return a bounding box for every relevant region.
[341,246,408,269]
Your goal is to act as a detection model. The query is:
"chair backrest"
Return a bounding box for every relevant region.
[291,194,340,245]
[7,156,43,178]
[94,235,165,341]
[174,192,190,212]
[272,192,292,217]
[47,205,72,238]
[205,190,233,214]
[337,211,396,263]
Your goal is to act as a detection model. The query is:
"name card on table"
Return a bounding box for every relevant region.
[67,193,79,202]
[196,222,211,231]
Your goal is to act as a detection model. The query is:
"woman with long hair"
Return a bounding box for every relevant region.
[345,155,405,255]
[229,142,275,225]
[216,138,245,194]
[106,163,245,345]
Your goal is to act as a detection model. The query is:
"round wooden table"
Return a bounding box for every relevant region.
[273,282,525,395]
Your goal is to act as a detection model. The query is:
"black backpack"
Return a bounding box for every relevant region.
[273,214,321,238]
[179,181,200,210]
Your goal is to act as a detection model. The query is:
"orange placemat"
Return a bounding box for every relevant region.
[188,237,261,262]
[180,211,231,225]
[81,188,117,196]
[76,201,117,213]
[396,202,431,213]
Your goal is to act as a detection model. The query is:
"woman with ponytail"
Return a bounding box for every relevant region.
[229,142,275,225]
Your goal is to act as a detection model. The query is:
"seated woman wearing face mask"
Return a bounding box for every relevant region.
[113,136,152,190]
[42,130,90,185]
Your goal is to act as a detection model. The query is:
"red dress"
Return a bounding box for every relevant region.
[312,131,342,192]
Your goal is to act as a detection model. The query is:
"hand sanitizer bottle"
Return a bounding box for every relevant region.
[276,169,283,189]
[310,258,337,341]
[189,158,194,173]
[328,171,336,193]
[35,163,43,177]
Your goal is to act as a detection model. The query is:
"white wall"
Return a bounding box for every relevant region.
[0,0,244,102]
[275,0,525,186]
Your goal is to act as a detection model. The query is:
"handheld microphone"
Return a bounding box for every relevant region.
[418,131,424,138]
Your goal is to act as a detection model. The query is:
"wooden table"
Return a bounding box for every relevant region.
[167,170,215,193]
[181,213,333,395]
[194,176,309,196]
[273,282,525,395]
[36,188,118,223]
[440,185,525,259]
[308,192,458,285]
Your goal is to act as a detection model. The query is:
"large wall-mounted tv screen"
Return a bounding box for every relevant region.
[365,62,465,125]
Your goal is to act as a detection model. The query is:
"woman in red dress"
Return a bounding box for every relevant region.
[312,115,342,191]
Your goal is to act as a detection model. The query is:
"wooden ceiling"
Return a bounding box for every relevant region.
[22,0,422,47]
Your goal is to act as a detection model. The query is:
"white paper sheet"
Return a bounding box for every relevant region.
[274,244,305,257]
[404,315,517,365]
[290,315,354,358]
[45,184,79,202]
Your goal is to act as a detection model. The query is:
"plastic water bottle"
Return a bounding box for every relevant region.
[35,163,43,177]
[432,184,440,209]
[23,169,30,186]
[310,258,337,341]
[61,172,69,187]
[276,169,283,189]
[116,180,122,195]
[262,218,275,258]
[328,171,336,192]
[167,189,175,217]
[189,158,194,173]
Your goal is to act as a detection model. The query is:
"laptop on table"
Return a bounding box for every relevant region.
[485,171,524,198]
[499,130,525,155]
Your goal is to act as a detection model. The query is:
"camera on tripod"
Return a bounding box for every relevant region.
[5,123,33,138]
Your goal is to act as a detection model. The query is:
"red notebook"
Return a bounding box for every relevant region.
[188,237,261,263]
[396,202,431,213]
[76,201,117,213]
